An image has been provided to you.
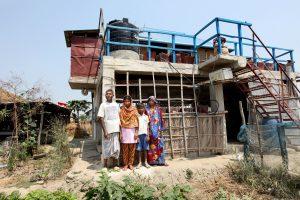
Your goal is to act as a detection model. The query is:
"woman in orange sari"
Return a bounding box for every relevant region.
[119,95,139,170]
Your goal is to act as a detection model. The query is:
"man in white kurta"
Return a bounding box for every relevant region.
[98,89,120,168]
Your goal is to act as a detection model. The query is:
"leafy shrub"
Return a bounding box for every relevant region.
[85,170,191,200]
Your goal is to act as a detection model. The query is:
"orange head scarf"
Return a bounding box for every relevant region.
[119,104,139,128]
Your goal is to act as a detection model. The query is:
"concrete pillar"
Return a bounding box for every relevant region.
[210,83,225,112]
[210,83,227,151]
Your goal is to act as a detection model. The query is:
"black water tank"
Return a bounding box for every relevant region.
[108,18,139,53]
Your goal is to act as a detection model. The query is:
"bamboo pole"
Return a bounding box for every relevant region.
[126,72,129,95]
[254,101,264,166]
[152,71,157,97]
[192,68,201,156]
[180,74,188,156]
[138,78,142,103]
[37,105,44,147]
[166,72,174,158]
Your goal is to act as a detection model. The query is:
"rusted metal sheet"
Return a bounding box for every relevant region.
[70,36,102,77]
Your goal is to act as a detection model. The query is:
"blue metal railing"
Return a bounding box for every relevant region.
[104,17,295,71]
[194,17,294,71]
[105,24,196,63]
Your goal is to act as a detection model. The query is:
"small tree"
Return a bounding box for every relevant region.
[67,100,90,123]
[0,73,50,170]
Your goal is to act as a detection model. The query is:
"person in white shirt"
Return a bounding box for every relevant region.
[136,103,151,168]
[97,89,120,168]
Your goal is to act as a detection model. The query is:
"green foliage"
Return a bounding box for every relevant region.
[122,176,155,200]
[185,168,194,181]
[86,171,191,200]
[7,144,17,171]
[0,190,76,200]
[227,160,298,199]
[85,170,123,200]
[214,188,227,200]
[0,109,9,122]
[47,119,72,179]
[0,191,21,200]
[67,100,90,122]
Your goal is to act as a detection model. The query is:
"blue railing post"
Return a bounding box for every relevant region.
[234,43,238,56]
[193,36,198,64]
[106,28,110,56]
[147,32,151,61]
[290,51,295,72]
[215,19,222,54]
[172,35,176,63]
[237,24,243,56]
[272,48,277,71]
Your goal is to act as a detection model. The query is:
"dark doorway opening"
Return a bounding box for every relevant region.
[223,83,248,143]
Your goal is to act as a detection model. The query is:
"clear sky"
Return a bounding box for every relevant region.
[1,0,299,103]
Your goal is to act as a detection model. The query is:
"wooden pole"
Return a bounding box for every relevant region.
[192,68,201,156]
[180,74,188,156]
[138,78,142,103]
[37,105,44,147]
[152,71,156,97]
[166,72,174,158]
[239,101,246,125]
[126,72,129,95]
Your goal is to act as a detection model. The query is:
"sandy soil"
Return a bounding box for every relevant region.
[0,138,298,199]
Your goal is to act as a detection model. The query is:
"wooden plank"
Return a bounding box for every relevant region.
[180,73,188,156]
[166,72,174,158]
[152,71,157,97]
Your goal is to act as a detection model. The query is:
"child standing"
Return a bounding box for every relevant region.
[98,89,120,168]
[136,103,151,168]
[119,95,139,170]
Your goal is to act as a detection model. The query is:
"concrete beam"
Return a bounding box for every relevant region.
[198,54,247,73]
[103,56,203,76]
[68,76,98,90]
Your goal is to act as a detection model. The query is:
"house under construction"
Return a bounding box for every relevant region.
[64,9,300,158]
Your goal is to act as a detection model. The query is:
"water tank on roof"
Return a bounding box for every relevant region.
[108,18,139,59]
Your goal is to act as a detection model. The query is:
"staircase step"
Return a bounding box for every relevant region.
[259,102,278,107]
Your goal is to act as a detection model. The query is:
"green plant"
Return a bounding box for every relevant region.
[159,184,191,200]
[0,191,21,200]
[122,176,155,200]
[85,170,123,200]
[7,144,17,171]
[86,171,191,200]
[47,119,72,179]
[214,188,227,200]
[185,168,194,181]
[0,109,9,122]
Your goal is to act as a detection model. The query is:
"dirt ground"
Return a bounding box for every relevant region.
[0,138,297,199]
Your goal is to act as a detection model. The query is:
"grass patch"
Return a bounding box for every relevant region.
[0,189,76,200]
[227,160,299,199]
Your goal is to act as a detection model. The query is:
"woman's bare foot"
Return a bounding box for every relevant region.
[128,165,134,170]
